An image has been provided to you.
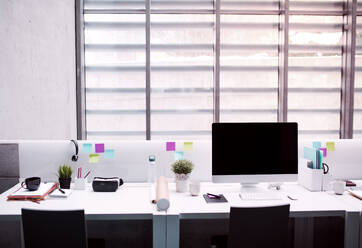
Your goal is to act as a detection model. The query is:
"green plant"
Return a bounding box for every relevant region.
[57,164,73,179]
[171,159,194,175]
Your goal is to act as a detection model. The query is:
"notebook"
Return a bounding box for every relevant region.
[49,188,72,198]
[8,183,58,202]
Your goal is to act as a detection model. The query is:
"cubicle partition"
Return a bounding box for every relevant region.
[1,139,362,185]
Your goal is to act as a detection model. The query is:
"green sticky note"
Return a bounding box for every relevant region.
[184,142,193,151]
[326,142,335,151]
[105,149,115,159]
[174,151,184,161]
[89,154,99,163]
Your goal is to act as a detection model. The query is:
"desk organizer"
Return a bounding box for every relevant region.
[298,159,323,191]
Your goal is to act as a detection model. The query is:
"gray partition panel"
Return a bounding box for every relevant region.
[0,143,19,177]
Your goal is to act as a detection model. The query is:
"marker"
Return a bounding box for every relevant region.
[58,188,65,194]
[207,193,221,199]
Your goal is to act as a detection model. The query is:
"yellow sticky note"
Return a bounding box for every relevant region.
[184,142,193,151]
[326,142,335,151]
[89,154,99,163]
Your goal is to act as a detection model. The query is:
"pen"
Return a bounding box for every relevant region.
[58,188,65,194]
[207,193,221,199]
[287,195,297,201]
[84,171,91,179]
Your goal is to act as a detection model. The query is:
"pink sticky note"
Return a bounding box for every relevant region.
[95,143,105,153]
[166,142,176,151]
[319,148,327,157]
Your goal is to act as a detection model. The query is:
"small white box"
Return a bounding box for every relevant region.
[74,178,86,190]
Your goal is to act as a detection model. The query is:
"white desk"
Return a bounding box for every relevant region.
[166,182,361,248]
[0,182,361,248]
[0,183,167,248]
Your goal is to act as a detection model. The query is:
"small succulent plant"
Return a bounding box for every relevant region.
[171,159,194,175]
[57,164,73,179]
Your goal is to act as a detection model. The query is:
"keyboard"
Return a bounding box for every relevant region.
[239,192,283,201]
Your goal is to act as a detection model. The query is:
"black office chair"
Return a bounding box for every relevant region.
[227,204,290,248]
[21,208,88,248]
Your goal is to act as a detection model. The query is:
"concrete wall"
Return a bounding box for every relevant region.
[0,0,77,139]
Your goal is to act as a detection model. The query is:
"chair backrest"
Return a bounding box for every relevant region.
[21,208,88,248]
[227,204,290,248]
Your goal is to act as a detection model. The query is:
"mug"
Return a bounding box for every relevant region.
[21,177,41,191]
[189,180,200,196]
[332,180,345,195]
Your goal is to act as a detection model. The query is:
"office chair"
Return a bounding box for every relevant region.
[21,209,88,248]
[227,204,290,248]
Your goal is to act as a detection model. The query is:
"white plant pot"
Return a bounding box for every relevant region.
[175,173,190,193]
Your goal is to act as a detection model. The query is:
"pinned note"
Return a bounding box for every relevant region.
[95,143,105,153]
[105,149,115,159]
[319,148,327,157]
[83,143,92,153]
[89,154,99,163]
[174,151,184,161]
[166,142,176,151]
[313,141,321,149]
[184,142,193,151]
[326,142,335,151]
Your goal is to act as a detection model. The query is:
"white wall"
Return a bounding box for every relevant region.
[0,0,77,139]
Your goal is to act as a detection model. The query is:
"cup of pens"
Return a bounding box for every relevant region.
[74,168,90,190]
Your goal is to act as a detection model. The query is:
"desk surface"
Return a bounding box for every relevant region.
[0,183,157,221]
[167,182,361,218]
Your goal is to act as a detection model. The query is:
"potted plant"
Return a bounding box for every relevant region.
[171,159,194,192]
[57,164,73,189]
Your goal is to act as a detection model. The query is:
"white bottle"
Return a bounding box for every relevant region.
[147,155,157,184]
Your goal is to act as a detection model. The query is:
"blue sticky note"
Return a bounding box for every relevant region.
[312,141,321,149]
[83,143,92,153]
[174,151,184,161]
[105,149,115,159]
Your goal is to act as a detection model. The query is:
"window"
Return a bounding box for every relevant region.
[79,0,358,140]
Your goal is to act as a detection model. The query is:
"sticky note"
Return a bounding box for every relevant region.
[95,143,105,153]
[319,148,327,157]
[326,142,335,151]
[184,142,193,151]
[174,151,184,161]
[105,149,115,159]
[166,142,176,151]
[313,141,321,149]
[89,154,99,163]
[83,143,92,153]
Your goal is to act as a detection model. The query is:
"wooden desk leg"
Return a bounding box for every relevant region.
[153,214,167,248]
[166,214,179,248]
[344,211,360,248]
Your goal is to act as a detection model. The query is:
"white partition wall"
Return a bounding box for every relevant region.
[0,139,361,183]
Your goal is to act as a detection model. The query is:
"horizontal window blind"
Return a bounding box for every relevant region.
[81,0,356,140]
[354,13,362,137]
[288,2,344,139]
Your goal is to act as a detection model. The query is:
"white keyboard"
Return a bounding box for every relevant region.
[239,192,283,201]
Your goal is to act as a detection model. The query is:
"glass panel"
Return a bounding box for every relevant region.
[220,15,279,122]
[289,15,343,138]
[150,14,214,139]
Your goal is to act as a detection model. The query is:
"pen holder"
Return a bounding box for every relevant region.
[74,178,86,190]
[298,159,323,191]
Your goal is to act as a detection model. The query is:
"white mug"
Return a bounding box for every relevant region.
[189,180,200,196]
[332,180,345,195]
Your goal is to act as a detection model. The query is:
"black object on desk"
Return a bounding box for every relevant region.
[203,194,228,203]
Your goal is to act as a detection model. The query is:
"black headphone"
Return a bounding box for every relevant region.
[71,139,79,162]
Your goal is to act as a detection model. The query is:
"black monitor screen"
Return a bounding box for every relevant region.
[212,122,298,175]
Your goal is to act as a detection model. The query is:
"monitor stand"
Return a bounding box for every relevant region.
[240,182,283,192]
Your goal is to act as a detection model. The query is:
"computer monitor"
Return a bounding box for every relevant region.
[212,122,298,184]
